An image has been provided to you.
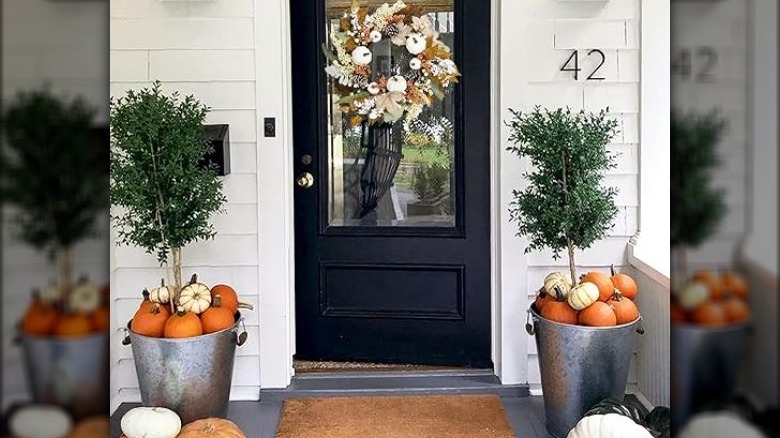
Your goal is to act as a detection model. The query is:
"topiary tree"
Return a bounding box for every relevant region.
[110,81,226,300]
[0,87,107,299]
[506,106,619,284]
[670,110,726,278]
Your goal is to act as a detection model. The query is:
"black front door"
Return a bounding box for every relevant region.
[291,0,491,367]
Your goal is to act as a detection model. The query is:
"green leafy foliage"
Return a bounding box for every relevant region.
[671,111,726,248]
[110,81,226,265]
[0,87,106,257]
[505,107,619,268]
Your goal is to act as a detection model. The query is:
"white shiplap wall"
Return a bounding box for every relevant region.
[499,0,641,393]
[109,0,262,410]
[1,0,109,409]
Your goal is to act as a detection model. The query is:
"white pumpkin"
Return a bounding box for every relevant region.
[567,413,653,438]
[409,58,422,70]
[677,281,710,310]
[179,277,211,315]
[9,404,73,438]
[149,278,172,304]
[387,75,408,93]
[68,279,100,313]
[120,406,181,438]
[567,282,600,310]
[351,46,373,66]
[405,33,427,55]
[370,30,382,43]
[367,82,381,95]
[41,281,60,304]
[678,411,766,438]
[544,271,573,298]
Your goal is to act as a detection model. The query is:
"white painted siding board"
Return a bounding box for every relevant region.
[111,0,254,19]
[110,18,254,50]
[617,49,640,82]
[229,143,259,174]
[114,235,258,269]
[110,50,150,82]
[584,83,639,113]
[213,203,259,235]
[207,110,257,142]
[526,237,630,267]
[149,50,255,81]
[554,20,627,49]
[222,174,260,204]
[110,81,256,110]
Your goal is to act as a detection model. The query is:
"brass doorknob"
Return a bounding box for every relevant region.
[296,172,314,188]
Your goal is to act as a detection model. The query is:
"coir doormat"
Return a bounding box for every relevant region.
[275,394,517,438]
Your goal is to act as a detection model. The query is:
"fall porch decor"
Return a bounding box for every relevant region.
[111,82,247,423]
[509,107,643,437]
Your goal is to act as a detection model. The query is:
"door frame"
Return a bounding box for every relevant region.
[254,0,528,389]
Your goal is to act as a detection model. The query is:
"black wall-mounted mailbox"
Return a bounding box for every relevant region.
[201,124,230,176]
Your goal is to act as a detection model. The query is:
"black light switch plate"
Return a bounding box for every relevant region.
[264,118,276,137]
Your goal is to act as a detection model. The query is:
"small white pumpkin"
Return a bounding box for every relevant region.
[370,30,382,43]
[367,82,381,95]
[120,406,181,438]
[567,281,600,310]
[567,413,653,438]
[405,33,427,55]
[544,271,573,298]
[68,278,100,313]
[409,58,422,70]
[677,281,710,310]
[41,281,60,304]
[149,278,172,304]
[351,46,373,66]
[179,274,211,314]
[678,411,766,438]
[9,404,73,438]
[386,75,408,93]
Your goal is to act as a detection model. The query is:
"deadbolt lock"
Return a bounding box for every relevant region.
[296,172,314,188]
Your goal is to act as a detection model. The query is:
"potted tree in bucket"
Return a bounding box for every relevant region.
[506,107,644,438]
[111,82,251,423]
[1,87,109,419]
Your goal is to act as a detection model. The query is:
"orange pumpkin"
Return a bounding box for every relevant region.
[21,292,59,335]
[177,418,247,438]
[540,300,578,325]
[578,301,617,327]
[581,271,615,302]
[608,292,640,325]
[722,296,750,322]
[722,272,749,299]
[131,304,169,338]
[534,290,554,311]
[690,302,726,326]
[210,284,252,315]
[201,295,236,334]
[670,301,687,323]
[692,270,723,300]
[53,312,92,337]
[164,306,203,338]
[66,417,109,438]
[610,265,638,300]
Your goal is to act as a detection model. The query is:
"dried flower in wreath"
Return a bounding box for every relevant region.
[323,0,460,126]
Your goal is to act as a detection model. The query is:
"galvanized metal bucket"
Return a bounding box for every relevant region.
[526,304,643,438]
[18,331,109,419]
[123,313,247,424]
[670,321,748,431]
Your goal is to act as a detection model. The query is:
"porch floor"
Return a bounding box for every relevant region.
[110,396,550,438]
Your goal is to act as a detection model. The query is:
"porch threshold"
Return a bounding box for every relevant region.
[260,369,530,400]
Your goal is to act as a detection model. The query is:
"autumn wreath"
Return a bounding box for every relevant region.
[323,0,461,125]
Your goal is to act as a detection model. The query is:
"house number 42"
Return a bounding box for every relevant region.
[561,49,606,81]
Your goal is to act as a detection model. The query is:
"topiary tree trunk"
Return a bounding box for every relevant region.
[506,107,620,284]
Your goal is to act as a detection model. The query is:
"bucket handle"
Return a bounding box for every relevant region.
[525,308,536,336]
[636,317,645,335]
[234,317,248,347]
[122,327,131,345]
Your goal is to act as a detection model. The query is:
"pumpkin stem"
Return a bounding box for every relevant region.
[142,288,150,301]
[160,278,165,287]
[610,264,616,276]
[189,273,198,284]
[237,301,255,310]
[176,306,186,317]
[553,285,566,301]
[151,304,161,315]
[612,289,623,301]
[213,294,222,308]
